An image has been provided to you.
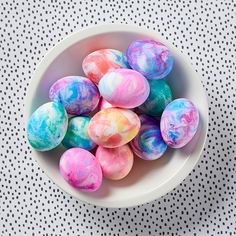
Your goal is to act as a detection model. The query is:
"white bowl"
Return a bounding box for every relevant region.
[25,24,208,208]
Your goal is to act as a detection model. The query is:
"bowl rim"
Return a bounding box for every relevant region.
[25,23,209,208]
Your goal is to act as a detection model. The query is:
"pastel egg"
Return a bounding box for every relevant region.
[98,69,150,108]
[62,116,96,150]
[126,39,174,80]
[139,80,173,116]
[82,49,130,84]
[49,76,100,115]
[59,148,102,192]
[160,98,199,148]
[98,97,115,110]
[27,102,68,151]
[88,108,140,148]
[96,145,134,180]
[130,115,167,160]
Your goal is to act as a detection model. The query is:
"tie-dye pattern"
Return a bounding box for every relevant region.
[62,116,96,150]
[96,144,134,180]
[82,49,130,84]
[98,69,150,109]
[126,39,174,80]
[138,79,173,116]
[130,115,167,160]
[160,98,199,148]
[88,108,140,148]
[49,76,100,115]
[59,148,102,192]
[27,102,68,151]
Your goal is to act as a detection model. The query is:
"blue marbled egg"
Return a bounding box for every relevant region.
[62,116,96,150]
[27,102,68,151]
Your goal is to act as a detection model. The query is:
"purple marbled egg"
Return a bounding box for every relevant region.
[130,114,167,160]
[49,76,100,115]
[126,39,174,80]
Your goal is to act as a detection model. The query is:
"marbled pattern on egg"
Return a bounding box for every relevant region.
[98,69,150,109]
[126,39,174,80]
[130,115,167,160]
[96,144,134,180]
[82,49,130,84]
[139,79,173,116]
[88,108,140,148]
[62,116,96,150]
[160,98,199,148]
[27,102,68,151]
[59,148,102,192]
[49,76,100,115]
[98,97,115,110]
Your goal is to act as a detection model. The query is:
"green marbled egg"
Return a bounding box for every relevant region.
[138,80,173,117]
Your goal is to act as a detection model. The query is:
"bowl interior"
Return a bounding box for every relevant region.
[26,26,208,207]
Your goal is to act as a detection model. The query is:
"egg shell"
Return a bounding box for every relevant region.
[96,144,134,180]
[130,115,167,160]
[62,116,96,150]
[59,148,102,192]
[27,102,68,151]
[82,49,130,84]
[126,39,174,80]
[88,108,140,148]
[138,79,173,116]
[49,76,100,115]
[160,98,199,148]
[98,69,150,109]
[98,97,115,110]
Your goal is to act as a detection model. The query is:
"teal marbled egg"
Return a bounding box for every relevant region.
[27,102,68,151]
[138,80,173,117]
[62,116,96,150]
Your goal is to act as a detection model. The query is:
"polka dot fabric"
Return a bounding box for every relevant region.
[0,0,235,235]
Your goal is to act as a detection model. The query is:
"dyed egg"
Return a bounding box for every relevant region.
[98,69,150,108]
[130,115,167,160]
[49,76,100,115]
[98,97,115,110]
[62,116,96,150]
[96,145,134,180]
[160,98,199,148]
[27,102,68,151]
[59,148,102,192]
[126,39,174,80]
[88,108,140,148]
[82,49,130,84]
[139,80,173,116]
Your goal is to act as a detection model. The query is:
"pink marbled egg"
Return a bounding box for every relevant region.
[98,97,115,110]
[82,49,130,84]
[98,69,150,109]
[59,148,102,192]
[96,145,134,180]
[160,98,199,148]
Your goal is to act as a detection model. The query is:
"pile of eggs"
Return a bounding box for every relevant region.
[27,39,199,192]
